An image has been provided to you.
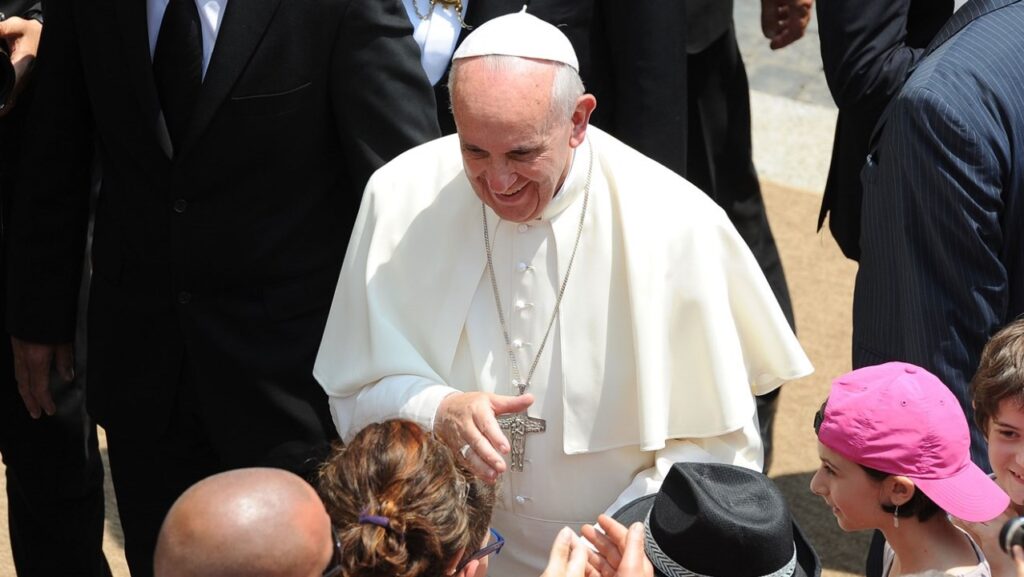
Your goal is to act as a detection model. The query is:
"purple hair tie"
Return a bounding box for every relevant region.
[358,509,391,529]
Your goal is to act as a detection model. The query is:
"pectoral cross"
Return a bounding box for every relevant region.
[496,411,546,472]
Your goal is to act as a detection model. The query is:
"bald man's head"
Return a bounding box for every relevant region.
[154,468,335,577]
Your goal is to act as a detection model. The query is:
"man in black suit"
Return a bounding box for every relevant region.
[816,0,953,260]
[1,4,111,575]
[4,1,440,575]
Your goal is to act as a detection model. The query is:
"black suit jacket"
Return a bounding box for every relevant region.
[816,0,952,260]
[5,0,440,445]
[853,0,1024,468]
[432,0,688,176]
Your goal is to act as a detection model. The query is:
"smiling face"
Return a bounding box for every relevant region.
[809,442,888,533]
[451,57,594,223]
[987,398,1024,508]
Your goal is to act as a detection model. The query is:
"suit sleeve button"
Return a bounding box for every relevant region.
[173,199,188,213]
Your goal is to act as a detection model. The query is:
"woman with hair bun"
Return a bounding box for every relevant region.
[317,419,498,577]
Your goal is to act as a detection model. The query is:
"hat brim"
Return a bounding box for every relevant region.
[913,461,1010,523]
[611,495,822,577]
[791,516,822,577]
[612,494,655,527]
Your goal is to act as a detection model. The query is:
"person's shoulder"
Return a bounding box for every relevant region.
[365,134,464,195]
[590,127,732,230]
[906,6,1024,99]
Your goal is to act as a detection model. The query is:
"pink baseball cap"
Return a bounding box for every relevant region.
[817,361,1008,523]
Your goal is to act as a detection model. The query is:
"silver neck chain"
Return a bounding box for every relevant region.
[482,144,593,395]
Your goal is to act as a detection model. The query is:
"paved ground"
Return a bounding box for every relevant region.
[1,2,858,576]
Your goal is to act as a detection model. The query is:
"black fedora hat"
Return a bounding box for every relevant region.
[613,463,821,577]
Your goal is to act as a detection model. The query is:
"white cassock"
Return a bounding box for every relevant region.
[314,127,813,577]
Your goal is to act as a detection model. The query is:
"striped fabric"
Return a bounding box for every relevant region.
[853,0,1024,469]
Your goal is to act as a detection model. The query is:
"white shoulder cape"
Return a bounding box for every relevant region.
[314,126,812,454]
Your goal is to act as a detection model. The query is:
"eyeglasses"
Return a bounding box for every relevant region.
[323,526,344,577]
[456,528,505,574]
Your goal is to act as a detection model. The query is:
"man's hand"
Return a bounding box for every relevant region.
[582,515,653,577]
[11,337,74,418]
[760,0,813,50]
[0,15,42,114]
[435,391,534,481]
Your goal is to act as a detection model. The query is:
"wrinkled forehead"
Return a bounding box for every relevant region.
[451,57,557,117]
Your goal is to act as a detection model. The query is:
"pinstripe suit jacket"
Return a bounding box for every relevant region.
[853,0,1024,468]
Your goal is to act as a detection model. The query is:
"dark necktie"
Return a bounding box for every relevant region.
[153,0,203,153]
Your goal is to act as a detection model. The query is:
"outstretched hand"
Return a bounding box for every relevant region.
[542,527,593,577]
[582,515,653,577]
[435,391,534,481]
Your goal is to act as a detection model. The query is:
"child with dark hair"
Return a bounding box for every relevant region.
[955,318,1024,577]
[810,362,1009,577]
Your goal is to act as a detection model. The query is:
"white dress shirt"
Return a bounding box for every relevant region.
[147,0,228,79]
[400,0,469,85]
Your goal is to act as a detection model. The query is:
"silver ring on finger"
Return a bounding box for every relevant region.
[459,443,472,459]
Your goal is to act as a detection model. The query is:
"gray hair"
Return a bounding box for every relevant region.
[448,55,585,124]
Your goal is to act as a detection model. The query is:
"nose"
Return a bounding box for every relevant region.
[1016,450,1024,467]
[809,469,826,496]
[484,164,518,194]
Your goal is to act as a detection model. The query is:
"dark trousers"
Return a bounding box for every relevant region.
[0,367,110,577]
[0,293,110,577]
[90,269,336,577]
[685,24,795,473]
[103,359,219,577]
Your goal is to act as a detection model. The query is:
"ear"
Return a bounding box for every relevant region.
[884,476,917,507]
[446,548,466,576]
[457,558,482,577]
[568,94,597,148]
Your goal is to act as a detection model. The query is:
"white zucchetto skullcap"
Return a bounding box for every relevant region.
[452,6,579,71]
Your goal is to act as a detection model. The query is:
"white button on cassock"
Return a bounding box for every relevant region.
[517,224,529,233]
[517,262,528,273]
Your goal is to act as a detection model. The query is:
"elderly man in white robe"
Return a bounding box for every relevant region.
[314,9,812,577]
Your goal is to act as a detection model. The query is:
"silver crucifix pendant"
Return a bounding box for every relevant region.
[496,411,546,472]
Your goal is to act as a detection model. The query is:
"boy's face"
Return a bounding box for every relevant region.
[987,398,1024,507]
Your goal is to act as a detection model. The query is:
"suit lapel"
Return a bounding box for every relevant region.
[925,0,1021,55]
[114,0,174,158]
[176,0,283,159]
